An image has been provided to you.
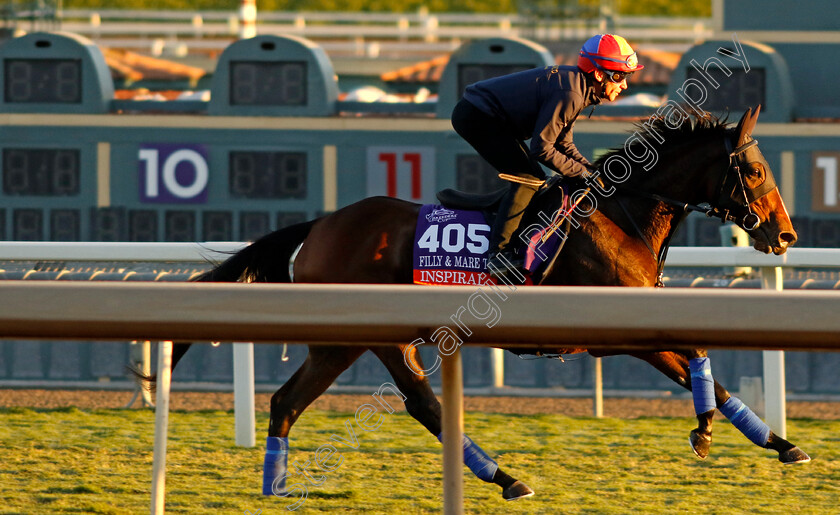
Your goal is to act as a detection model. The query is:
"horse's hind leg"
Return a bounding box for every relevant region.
[268,345,366,436]
[370,344,534,501]
[635,350,810,464]
[263,344,366,495]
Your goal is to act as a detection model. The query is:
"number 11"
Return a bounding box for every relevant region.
[379,152,422,199]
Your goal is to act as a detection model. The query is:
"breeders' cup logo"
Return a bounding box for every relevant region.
[426,207,457,223]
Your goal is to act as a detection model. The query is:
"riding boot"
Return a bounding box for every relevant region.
[487,182,539,282]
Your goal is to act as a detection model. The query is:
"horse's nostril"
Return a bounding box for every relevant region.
[780,231,797,245]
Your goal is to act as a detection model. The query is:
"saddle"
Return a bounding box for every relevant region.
[435,187,507,211]
[431,178,573,284]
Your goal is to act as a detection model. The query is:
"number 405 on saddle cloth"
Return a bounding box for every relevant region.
[412,203,565,286]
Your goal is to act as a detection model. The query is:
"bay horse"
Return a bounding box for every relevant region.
[142,106,810,503]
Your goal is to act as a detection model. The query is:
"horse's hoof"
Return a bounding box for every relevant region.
[780,446,811,465]
[689,430,711,459]
[502,480,534,501]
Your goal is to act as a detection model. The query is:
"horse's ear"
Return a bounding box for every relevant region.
[735,107,758,146]
[750,104,762,129]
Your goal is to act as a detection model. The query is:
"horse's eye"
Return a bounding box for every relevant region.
[746,164,763,178]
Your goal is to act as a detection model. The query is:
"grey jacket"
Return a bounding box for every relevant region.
[462,65,600,177]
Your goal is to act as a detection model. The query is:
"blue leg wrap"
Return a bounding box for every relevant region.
[689,357,716,415]
[437,432,499,483]
[262,436,289,496]
[720,396,770,447]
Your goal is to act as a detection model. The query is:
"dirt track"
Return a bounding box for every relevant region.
[2,389,839,419]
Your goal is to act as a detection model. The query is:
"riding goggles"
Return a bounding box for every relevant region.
[604,70,633,83]
[600,52,639,69]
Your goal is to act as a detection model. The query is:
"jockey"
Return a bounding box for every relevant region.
[451,34,644,280]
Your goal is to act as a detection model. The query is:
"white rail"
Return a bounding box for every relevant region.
[4,281,840,345]
[3,242,835,268]
[0,240,245,262]
[3,243,839,442]
[37,10,712,56]
[668,246,840,268]
[0,281,838,515]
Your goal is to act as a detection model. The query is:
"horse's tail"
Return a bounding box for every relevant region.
[129,220,317,391]
[193,219,316,284]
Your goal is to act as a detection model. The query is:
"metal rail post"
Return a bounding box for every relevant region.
[151,340,173,515]
[233,342,256,447]
[760,266,787,439]
[441,348,464,515]
[491,348,505,389]
[593,357,603,418]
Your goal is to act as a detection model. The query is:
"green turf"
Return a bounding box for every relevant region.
[0,406,838,514]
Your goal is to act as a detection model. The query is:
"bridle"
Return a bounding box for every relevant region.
[714,137,776,231]
[613,134,777,286]
[620,136,773,231]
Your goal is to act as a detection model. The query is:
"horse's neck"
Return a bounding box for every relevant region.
[602,134,727,256]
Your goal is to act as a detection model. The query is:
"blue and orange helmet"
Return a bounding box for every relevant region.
[578,34,644,74]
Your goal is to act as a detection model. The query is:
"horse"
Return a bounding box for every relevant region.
[140,106,810,503]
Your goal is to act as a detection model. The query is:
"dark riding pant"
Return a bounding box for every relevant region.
[451,98,544,254]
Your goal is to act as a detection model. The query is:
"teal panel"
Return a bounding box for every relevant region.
[208,35,338,117]
[767,44,840,119]
[435,37,555,119]
[723,0,840,32]
[0,32,113,114]
[109,135,327,240]
[666,39,794,123]
[0,130,97,240]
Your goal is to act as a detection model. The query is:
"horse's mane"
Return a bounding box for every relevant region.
[591,110,731,171]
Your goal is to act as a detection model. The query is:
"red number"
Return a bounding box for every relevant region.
[378,153,398,197]
[403,153,422,199]
[377,152,423,199]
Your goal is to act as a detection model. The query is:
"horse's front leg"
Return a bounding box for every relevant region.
[370,344,534,501]
[681,350,809,463]
[617,348,716,457]
[637,349,732,458]
[683,349,717,459]
[635,350,810,464]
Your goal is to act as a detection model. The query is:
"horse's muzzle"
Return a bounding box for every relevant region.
[751,227,797,255]
[773,230,797,255]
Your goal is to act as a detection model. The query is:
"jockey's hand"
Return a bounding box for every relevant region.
[543,173,564,190]
[583,165,609,191]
